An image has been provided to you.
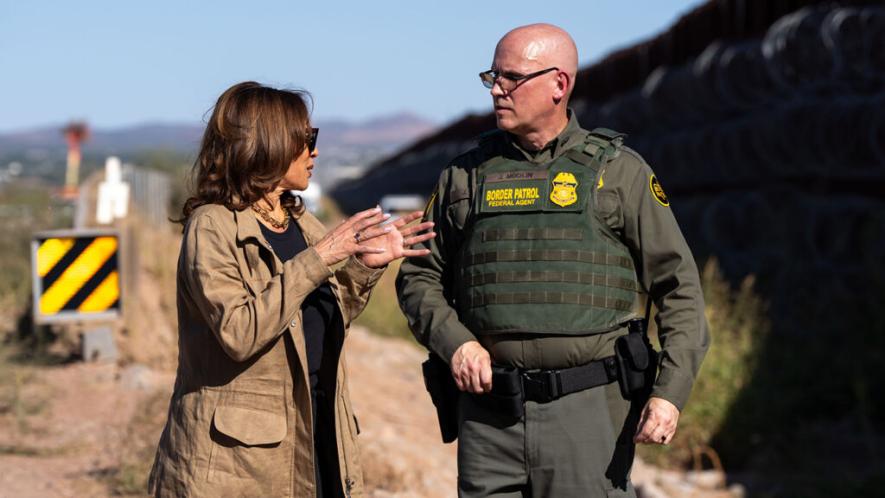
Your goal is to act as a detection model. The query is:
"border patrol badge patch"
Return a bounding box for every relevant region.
[550,172,579,207]
[649,175,669,206]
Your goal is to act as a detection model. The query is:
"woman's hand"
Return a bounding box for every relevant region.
[314,206,393,267]
[358,211,435,269]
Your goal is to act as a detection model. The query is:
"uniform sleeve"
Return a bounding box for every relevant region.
[396,168,478,364]
[613,153,711,411]
[183,214,333,362]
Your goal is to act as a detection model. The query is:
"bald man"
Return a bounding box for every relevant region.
[398,24,709,497]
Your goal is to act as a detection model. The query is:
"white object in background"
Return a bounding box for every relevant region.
[294,181,323,214]
[96,156,131,224]
[380,194,425,213]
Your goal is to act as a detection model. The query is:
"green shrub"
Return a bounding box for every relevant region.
[0,184,72,336]
[353,260,415,342]
[640,259,769,468]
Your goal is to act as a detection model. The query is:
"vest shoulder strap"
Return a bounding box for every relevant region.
[561,128,626,170]
[580,127,627,165]
[589,127,627,142]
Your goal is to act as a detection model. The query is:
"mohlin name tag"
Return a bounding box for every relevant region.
[479,171,548,213]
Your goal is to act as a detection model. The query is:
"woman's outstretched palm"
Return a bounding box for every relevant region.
[359,211,434,268]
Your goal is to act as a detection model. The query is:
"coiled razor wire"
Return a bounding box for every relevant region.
[574,5,885,329]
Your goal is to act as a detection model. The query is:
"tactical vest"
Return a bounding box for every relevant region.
[455,129,639,336]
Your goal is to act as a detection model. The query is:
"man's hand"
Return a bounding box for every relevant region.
[634,396,680,445]
[450,341,492,394]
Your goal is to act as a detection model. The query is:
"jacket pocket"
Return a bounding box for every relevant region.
[596,191,623,231]
[243,275,273,298]
[337,382,364,496]
[208,390,291,488]
[447,184,472,231]
[213,405,287,445]
[343,397,360,438]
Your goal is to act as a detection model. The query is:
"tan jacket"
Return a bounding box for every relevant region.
[149,204,383,497]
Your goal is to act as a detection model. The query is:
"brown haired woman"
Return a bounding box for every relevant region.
[148,81,434,497]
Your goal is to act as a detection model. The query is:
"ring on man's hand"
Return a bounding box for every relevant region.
[354,232,361,243]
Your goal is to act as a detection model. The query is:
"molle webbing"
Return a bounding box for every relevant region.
[481,228,583,242]
[465,250,633,269]
[464,271,639,291]
[464,292,633,311]
[457,129,637,336]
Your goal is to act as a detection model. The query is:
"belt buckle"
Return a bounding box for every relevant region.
[521,370,561,403]
[544,370,561,401]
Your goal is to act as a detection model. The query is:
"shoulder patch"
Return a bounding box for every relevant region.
[649,175,669,207]
[422,191,437,220]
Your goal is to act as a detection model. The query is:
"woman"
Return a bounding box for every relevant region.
[148,81,434,497]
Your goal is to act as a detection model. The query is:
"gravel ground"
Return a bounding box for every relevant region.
[0,327,742,498]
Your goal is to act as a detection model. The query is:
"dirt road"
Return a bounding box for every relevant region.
[0,327,739,497]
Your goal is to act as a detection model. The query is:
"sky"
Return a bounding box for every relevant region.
[0,0,700,132]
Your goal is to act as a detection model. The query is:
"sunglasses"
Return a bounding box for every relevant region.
[307,128,319,154]
[479,67,559,92]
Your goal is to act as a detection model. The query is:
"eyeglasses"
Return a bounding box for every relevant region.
[307,128,319,154]
[479,67,559,92]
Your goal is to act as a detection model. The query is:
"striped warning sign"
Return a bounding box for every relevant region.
[32,231,121,322]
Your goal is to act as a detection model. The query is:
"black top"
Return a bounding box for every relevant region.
[259,220,343,497]
[258,221,339,393]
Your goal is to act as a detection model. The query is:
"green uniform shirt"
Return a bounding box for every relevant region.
[396,111,710,410]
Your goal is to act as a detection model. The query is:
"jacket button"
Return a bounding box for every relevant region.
[290,320,297,328]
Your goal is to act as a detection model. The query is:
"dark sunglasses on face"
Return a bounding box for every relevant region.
[307,128,319,153]
[479,67,559,92]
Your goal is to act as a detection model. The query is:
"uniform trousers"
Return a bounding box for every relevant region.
[456,361,641,497]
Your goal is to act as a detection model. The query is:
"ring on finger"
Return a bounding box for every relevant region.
[354,232,361,243]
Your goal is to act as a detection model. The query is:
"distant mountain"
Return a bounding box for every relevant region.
[334,112,438,146]
[0,123,204,155]
[0,112,437,155]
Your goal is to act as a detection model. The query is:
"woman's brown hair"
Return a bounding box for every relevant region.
[179,81,312,223]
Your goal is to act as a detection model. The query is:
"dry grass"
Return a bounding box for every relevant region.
[353,259,416,343]
[639,259,769,469]
[0,341,66,459]
[101,388,170,496]
[117,214,181,370]
[0,183,72,339]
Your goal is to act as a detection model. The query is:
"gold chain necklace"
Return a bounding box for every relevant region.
[251,203,290,230]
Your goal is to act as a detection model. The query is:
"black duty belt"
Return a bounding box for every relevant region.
[478,357,619,418]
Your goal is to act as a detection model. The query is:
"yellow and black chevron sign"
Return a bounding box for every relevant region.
[33,232,121,320]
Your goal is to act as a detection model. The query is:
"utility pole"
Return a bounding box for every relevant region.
[62,122,90,200]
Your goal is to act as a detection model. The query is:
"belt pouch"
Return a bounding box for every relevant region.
[476,365,524,418]
[422,353,460,443]
[615,332,650,400]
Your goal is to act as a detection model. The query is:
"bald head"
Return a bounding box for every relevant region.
[489,23,578,148]
[495,24,578,92]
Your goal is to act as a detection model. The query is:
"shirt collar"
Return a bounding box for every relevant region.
[505,109,585,164]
